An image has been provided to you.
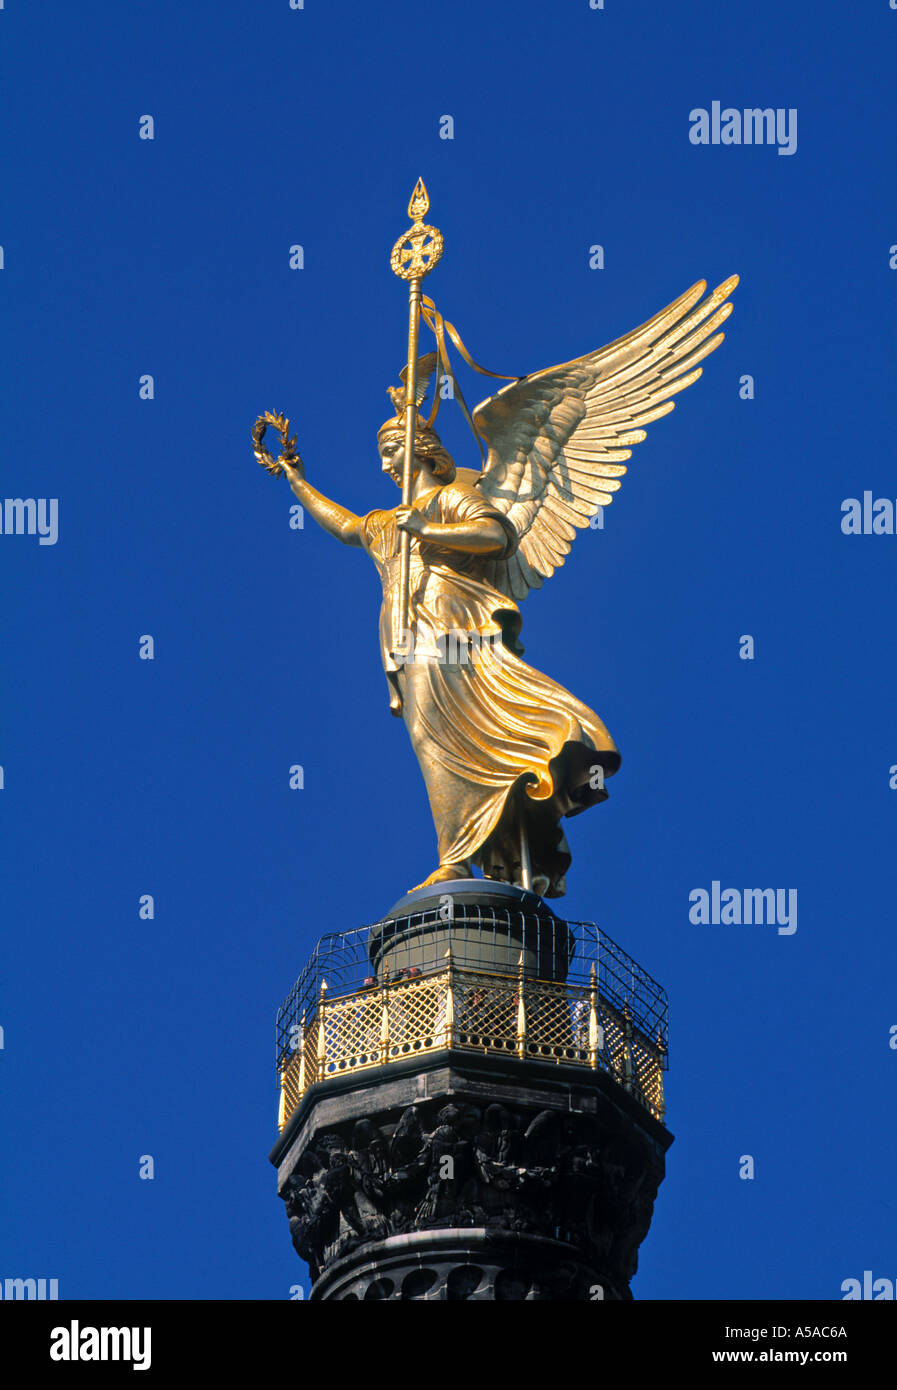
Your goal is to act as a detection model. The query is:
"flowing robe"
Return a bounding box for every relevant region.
[360,475,620,897]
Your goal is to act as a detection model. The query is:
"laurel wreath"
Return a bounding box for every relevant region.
[251,411,301,479]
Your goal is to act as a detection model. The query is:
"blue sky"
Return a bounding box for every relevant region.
[1,0,895,1299]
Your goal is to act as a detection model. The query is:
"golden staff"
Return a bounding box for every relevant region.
[390,179,444,656]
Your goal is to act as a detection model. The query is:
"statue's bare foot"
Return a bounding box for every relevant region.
[408,862,473,892]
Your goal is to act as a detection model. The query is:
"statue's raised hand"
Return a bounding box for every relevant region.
[281,456,306,488]
[252,411,304,481]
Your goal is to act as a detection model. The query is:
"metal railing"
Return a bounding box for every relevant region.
[276,908,667,1058]
[276,943,667,1132]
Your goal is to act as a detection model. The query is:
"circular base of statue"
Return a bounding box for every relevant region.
[370,877,574,983]
[385,877,557,920]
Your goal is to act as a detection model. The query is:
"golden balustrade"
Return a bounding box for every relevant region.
[277,956,665,1133]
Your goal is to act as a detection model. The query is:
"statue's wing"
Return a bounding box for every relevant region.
[474,277,737,601]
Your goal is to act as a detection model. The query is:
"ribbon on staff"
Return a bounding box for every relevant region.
[420,294,522,462]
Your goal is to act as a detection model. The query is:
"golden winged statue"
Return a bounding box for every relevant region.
[255,273,737,898]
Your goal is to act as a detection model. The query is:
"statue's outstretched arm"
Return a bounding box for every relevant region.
[396,508,507,556]
[282,459,364,548]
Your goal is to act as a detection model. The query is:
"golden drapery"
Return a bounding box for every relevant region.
[361,478,620,897]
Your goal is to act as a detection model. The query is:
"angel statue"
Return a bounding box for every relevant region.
[254,269,737,898]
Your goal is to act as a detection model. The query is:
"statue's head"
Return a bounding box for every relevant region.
[378,418,456,488]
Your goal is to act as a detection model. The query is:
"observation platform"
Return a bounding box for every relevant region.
[274,880,668,1134]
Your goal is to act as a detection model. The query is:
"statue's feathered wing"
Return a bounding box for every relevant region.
[474,276,738,601]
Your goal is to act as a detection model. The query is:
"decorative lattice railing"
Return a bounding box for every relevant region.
[276,942,667,1132]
